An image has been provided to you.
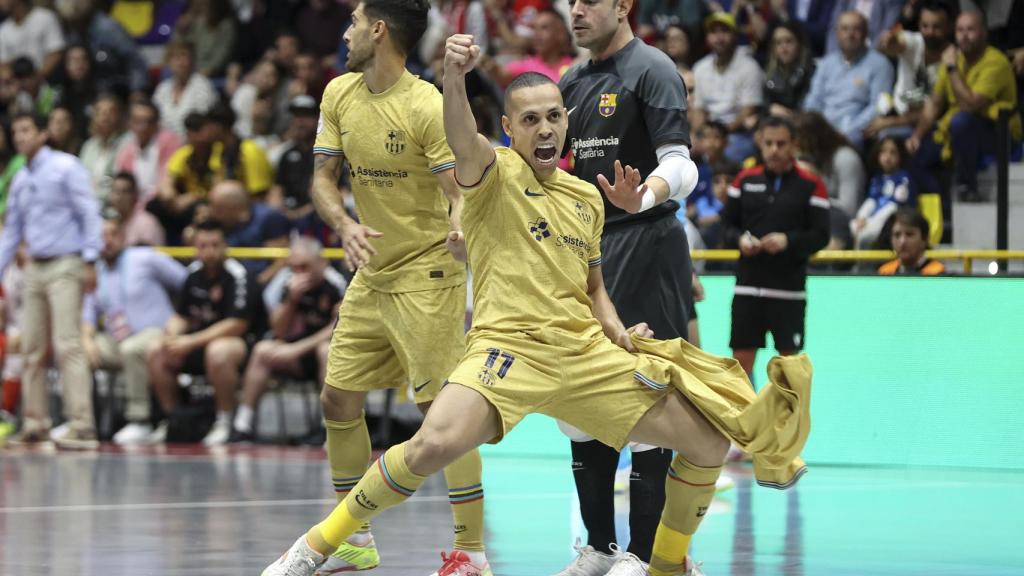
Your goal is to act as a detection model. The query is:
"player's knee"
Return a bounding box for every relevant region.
[405,430,454,474]
[320,385,363,421]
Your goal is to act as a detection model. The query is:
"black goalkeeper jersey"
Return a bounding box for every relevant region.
[560,37,692,227]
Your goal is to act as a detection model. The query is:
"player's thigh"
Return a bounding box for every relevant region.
[325,277,405,393]
[767,299,806,352]
[408,382,503,470]
[628,389,730,467]
[549,337,667,451]
[383,284,467,403]
[730,294,767,350]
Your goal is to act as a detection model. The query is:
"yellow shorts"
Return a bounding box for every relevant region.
[325,273,466,403]
[446,332,672,450]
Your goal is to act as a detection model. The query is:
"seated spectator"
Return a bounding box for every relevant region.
[109,172,167,246]
[208,180,291,284]
[0,0,65,81]
[114,99,183,203]
[153,41,218,135]
[686,121,728,221]
[171,0,238,78]
[58,0,149,99]
[232,238,347,442]
[145,220,256,446]
[79,95,127,203]
[153,112,218,244]
[482,9,573,87]
[852,136,915,248]
[288,51,329,102]
[268,95,319,229]
[777,0,836,56]
[10,57,58,119]
[661,24,694,73]
[637,0,707,47]
[764,21,815,118]
[794,111,866,217]
[878,208,945,275]
[869,0,953,141]
[47,104,81,155]
[0,123,26,218]
[825,0,902,54]
[52,46,95,139]
[907,11,1022,202]
[82,216,187,445]
[205,102,274,198]
[805,11,893,150]
[231,59,289,140]
[692,13,764,163]
[270,31,301,79]
[698,160,740,248]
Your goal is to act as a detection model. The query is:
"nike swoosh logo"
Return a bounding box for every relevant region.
[524,188,545,197]
[340,130,351,136]
[567,106,577,116]
[413,379,431,392]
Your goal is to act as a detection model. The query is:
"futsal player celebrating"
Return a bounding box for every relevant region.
[303,0,486,573]
[557,0,701,571]
[262,34,811,576]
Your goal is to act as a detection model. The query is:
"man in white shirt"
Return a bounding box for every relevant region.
[0,0,65,81]
[152,41,218,136]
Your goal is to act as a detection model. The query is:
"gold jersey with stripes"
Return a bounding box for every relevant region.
[460,147,605,348]
[315,70,464,293]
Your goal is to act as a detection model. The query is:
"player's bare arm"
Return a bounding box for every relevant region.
[442,34,497,187]
[311,153,382,272]
[587,265,653,352]
[436,170,467,262]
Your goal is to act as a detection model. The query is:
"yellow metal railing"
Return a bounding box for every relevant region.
[156,247,1024,275]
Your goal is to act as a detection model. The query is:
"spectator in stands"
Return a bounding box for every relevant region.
[289,52,328,102]
[0,122,25,218]
[776,0,835,56]
[205,102,274,197]
[636,0,707,46]
[115,100,182,204]
[52,46,96,140]
[686,121,728,231]
[869,0,953,141]
[692,13,764,163]
[825,0,902,54]
[907,11,1022,202]
[10,57,58,119]
[271,31,302,77]
[852,136,915,248]
[109,172,167,247]
[172,0,238,78]
[231,237,347,443]
[47,104,81,155]
[268,95,319,229]
[208,180,291,284]
[145,220,255,446]
[482,9,573,87]
[0,112,103,450]
[58,0,150,99]
[764,21,815,118]
[79,95,127,203]
[294,0,353,69]
[697,160,739,248]
[721,115,830,377]
[482,0,540,57]
[0,63,16,117]
[793,111,865,217]
[231,59,289,140]
[82,216,188,445]
[661,24,694,73]
[153,41,219,135]
[154,112,217,244]
[0,0,65,82]
[878,208,945,275]
[805,11,894,149]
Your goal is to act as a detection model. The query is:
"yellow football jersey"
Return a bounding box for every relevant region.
[461,147,606,349]
[315,70,464,293]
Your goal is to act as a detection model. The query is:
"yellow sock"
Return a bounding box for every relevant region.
[325,413,372,532]
[312,442,426,550]
[443,448,485,552]
[649,455,722,574]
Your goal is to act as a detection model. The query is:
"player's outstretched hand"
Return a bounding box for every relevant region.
[597,160,648,214]
[446,230,467,262]
[617,322,654,352]
[340,222,383,272]
[445,34,481,78]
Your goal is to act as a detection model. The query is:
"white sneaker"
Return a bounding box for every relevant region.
[113,423,154,446]
[604,548,647,576]
[684,556,707,576]
[49,422,71,442]
[552,539,617,576]
[147,421,168,444]
[202,419,231,446]
[262,535,327,576]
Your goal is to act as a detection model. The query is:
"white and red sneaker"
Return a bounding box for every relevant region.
[430,550,493,576]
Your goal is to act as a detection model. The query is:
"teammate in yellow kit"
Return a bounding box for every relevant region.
[300,1,487,574]
[264,33,812,576]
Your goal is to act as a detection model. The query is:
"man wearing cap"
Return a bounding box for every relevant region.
[269,95,322,232]
[691,12,765,163]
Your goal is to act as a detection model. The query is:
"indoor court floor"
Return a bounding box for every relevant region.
[1,444,1021,576]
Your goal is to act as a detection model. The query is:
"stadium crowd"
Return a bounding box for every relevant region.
[0,0,1020,448]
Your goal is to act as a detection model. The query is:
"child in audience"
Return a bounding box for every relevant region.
[851,136,915,249]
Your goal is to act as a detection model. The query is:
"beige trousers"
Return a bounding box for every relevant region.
[21,256,93,434]
[94,328,163,422]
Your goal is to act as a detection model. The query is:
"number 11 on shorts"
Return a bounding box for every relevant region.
[484,348,515,378]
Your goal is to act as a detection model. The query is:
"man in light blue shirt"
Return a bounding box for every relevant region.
[805,11,895,149]
[1,112,103,449]
[81,216,187,445]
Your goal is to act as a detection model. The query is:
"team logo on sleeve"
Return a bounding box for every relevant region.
[598,93,617,117]
[384,129,406,155]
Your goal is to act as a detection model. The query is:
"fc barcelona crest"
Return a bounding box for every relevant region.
[598,93,617,117]
[384,129,406,155]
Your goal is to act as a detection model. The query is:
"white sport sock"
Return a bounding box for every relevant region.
[234,405,254,433]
